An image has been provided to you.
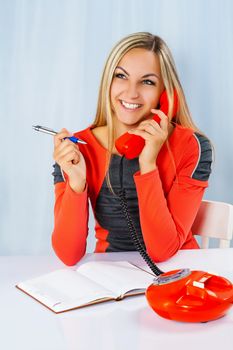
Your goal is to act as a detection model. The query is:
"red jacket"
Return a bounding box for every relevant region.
[52,124,212,266]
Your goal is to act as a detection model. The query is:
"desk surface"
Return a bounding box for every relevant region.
[1,249,233,350]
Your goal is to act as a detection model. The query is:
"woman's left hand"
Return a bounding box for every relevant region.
[128,109,169,172]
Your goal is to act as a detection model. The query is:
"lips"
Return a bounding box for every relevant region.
[120,99,143,111]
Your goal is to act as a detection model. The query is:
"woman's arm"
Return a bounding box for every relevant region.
[51,164,89,266]
[51,128,88,265]
[133,133,212,262]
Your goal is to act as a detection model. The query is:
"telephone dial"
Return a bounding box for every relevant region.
[117,89,233,322]
[146,268,233,323]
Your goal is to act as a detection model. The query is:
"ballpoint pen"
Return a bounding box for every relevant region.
[32,125,87,144]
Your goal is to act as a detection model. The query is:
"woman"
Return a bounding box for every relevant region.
[52,32,212,266]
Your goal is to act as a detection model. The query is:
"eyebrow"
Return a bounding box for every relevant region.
[115,66,160,80]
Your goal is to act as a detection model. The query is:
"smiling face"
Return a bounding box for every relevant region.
[110,48,164,132]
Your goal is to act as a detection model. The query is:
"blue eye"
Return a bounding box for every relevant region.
[143,79,156,86]
[115,73,126,79]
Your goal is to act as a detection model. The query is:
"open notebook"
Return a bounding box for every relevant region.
[16,261,155,313]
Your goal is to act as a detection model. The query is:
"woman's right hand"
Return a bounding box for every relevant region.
[53,128,87,193]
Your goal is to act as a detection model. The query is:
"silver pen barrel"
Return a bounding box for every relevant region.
[32,125,57,136]
[32,125,87,144]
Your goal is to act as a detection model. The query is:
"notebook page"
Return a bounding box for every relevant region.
[77,261,154,296]
[17,269,115,312]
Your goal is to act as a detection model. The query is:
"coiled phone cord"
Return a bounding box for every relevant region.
[118,156,164,276]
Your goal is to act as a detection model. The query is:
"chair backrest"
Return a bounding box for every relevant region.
[192,200,233,248]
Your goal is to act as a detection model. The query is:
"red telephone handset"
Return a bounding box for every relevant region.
[115,89,178,159]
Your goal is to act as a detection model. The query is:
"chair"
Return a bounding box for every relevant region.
[192,200,233,248]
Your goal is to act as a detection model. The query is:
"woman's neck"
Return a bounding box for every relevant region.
[112,118,137,139]
[112,117,175,139]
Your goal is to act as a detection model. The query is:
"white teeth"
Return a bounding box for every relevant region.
[121,100,141,110]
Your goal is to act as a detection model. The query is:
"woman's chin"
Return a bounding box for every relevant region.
[115,108,152,125]
[116,115,143,127]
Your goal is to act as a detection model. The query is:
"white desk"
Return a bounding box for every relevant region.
[1,249,233,350]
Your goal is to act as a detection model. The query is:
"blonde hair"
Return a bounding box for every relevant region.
[92,32,205,192]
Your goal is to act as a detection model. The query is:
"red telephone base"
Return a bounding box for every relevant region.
[146,269,233,323]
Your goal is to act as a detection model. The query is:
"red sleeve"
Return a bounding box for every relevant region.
[51,181,89,266]
[133,135,210,262]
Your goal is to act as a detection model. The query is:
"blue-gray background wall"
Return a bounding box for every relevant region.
[0,0,232,255]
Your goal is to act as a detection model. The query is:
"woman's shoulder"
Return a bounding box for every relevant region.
[90,125,108,150]
[173,124,213,182]
[91,125,108,138]
[73,125,92,138]
[73,125,108,151]
[173,124,212,150]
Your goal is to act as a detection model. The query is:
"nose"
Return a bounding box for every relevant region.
[125,82,140,99]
